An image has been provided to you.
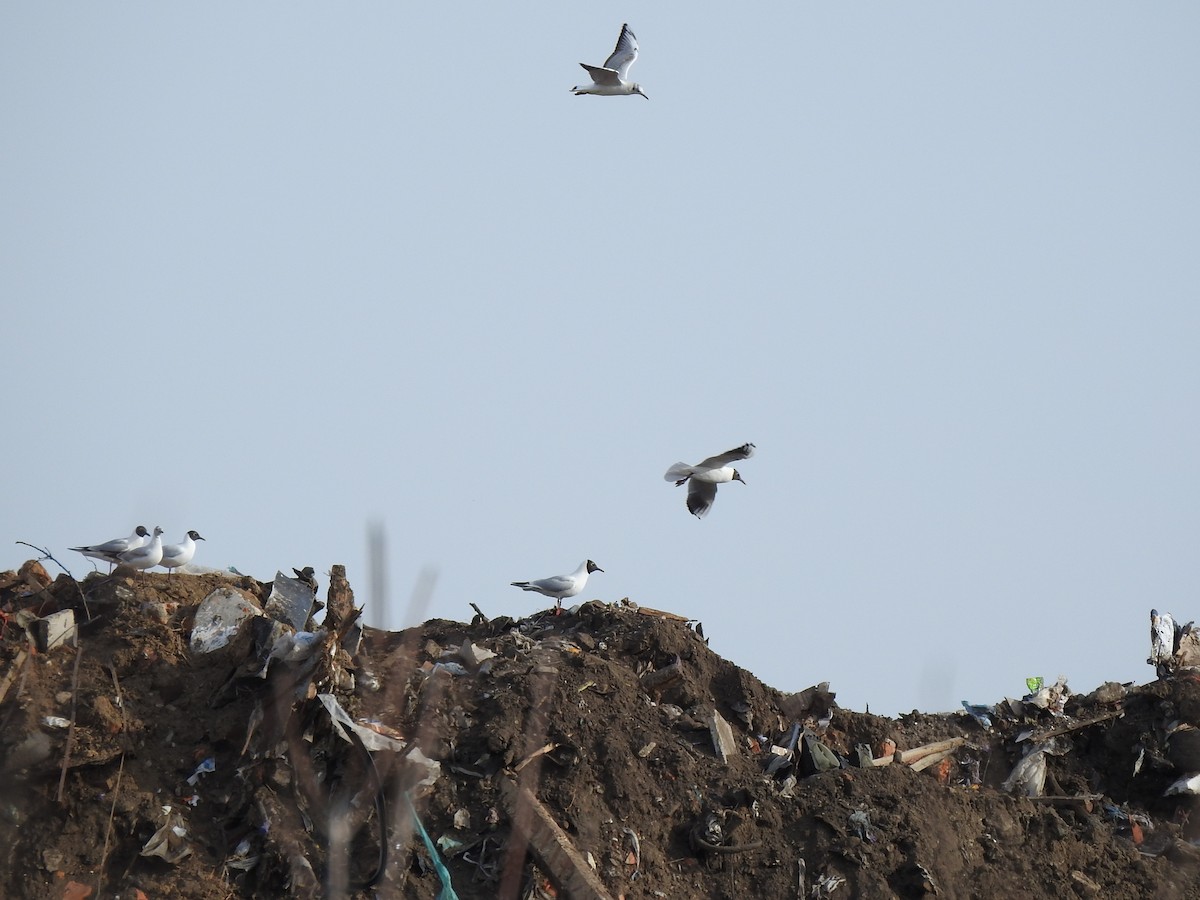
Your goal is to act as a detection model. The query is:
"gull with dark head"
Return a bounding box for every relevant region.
[665,443,756,519]
[71,525,150,571]
[571,24,648,99]
[511,560,604,611]
[160,530,205,575]
[117,526,164,572]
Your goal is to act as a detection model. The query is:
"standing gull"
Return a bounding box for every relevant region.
[116,526,164,572]
[159,530,205,575]
[71,525,150,571]
[571,24,648,99]
[665,443,756,519]
[511,560,603,611]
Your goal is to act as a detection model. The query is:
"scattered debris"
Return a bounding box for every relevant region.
[6,568,1200,898]
[263,568,319,630]
[31,608,76,653]
[189,586,262,652]
[140,807,193,864]
[621,826,642,880]
[707,709,738,764]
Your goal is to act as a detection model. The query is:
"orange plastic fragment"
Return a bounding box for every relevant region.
[935,757,953,784]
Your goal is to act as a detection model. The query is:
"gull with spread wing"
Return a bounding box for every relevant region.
[571,24,648,99]
[665,443,756,519]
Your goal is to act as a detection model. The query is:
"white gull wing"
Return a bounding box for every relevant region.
[580,63,622,87]
[687,480,719,518]
[522,574,577,595]
[71,525,150,560]
[117,526,164,570]
[511,560,598,599]
[602,24,639,81]
[695,442,756,471]
[161,530,204,569]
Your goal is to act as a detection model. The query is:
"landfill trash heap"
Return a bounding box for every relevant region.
[3,559,1200,899]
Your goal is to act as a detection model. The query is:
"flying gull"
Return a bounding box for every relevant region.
[571,24,648,99]
[511,560,604,611]
[665,443,756,519]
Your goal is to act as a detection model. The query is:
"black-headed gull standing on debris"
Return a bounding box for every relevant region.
[571,24,648,99]
[511,560,604,611]
[117,526,164,572]
[159,530,205,575]
[665,443,756,519]
[71,525,151,571]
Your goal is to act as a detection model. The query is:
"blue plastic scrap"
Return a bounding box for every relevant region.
[405,794,460,900]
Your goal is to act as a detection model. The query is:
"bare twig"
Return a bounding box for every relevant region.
[15,541,92,621]
[56,643,84,803]
[96,665,129,897]
[512,742,559,775]
[1022,709,1125,743]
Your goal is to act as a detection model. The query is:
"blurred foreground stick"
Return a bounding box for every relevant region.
[499,776,615,900]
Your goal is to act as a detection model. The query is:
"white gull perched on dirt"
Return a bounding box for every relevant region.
[511,560,603,611]
[665,442,756,519]
[71,525,150,570]
[571,24,648,99]
[159,530,205,575]
[116,526,164,572]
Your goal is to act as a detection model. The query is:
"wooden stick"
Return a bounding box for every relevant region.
[95,665,129,898]
[512,742,558,774]
[1022,709,1124,743]
[635,605,690,622]
[499,776,616,900]
[56,644,84,803]
[897,737,965,765]
[910,747,957,772]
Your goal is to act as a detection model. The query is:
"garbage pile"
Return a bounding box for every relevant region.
[4,559,1200,899]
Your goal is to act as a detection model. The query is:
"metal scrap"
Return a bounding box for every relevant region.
[622,826,642,880]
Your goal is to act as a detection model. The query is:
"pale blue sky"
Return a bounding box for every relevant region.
[3,4,1198,716]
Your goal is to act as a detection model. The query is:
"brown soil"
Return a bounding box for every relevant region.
[3,563,1200,899]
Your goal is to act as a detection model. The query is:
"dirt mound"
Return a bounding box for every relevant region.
[3,561,1200,899]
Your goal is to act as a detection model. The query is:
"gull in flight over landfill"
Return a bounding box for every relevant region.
[571,24,648,99]
[665,443,756,519]
[511,560,604,611]
[71,525,150,571]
